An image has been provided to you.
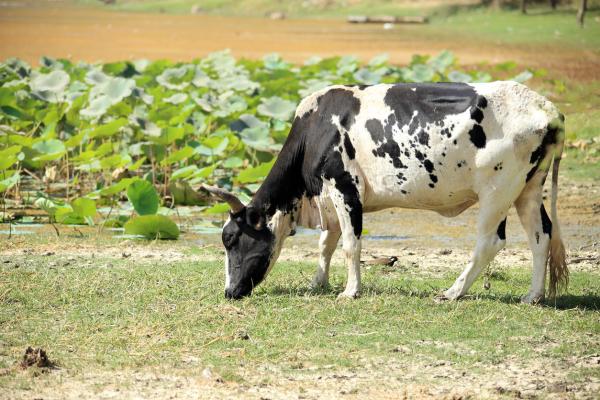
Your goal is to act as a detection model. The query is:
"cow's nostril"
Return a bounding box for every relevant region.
[225,289,234,299]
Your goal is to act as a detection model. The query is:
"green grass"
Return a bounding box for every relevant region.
[1,254,598,389]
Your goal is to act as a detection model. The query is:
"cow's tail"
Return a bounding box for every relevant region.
[547,114,568,298]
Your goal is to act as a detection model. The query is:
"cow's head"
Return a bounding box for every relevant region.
[202,185,291,299]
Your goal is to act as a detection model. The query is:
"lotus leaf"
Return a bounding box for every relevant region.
[127,180,160,215]
[124,214,180,240]
[512,70,533,83]
[156,65,192,90]
[369,53,389,67]
[236,159,275,184]
[0,170,19,192]
[29,70,70,103]
[263,53,289,70]
[257,96,296,121]
[448,71,472,83]
[164,93,188,105]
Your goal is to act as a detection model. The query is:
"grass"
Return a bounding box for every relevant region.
[1,252,599,391]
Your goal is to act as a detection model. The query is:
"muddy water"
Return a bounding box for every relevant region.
[1,1,599,80]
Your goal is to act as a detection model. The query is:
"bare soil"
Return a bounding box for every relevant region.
[1,1,599,81]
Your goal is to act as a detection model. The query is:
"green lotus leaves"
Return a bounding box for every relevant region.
[337,55,359,75]
[448,70,472,83]
[298,79,331,98]
[0,146,23,170]
[163,93,188,105]
[512,70,533,83]
[263,53,289,70]
[369,53,389,67]
[257,96,297,121]
[236,159,275,184]
[0,170,19,193]
[29,70,70,103]
[402,64,435,83]
[428,50,455,73]
[127,180,160,215]
[353,68,383,85]
[156,65,193,90]
[32,139,66,162]
[124,214,180,240]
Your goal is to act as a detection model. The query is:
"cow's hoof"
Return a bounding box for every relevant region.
[434,293,450,303]
[337,290,359,300]
[310,277,329,290]
[521,293,545,305]
[440,288,462,302]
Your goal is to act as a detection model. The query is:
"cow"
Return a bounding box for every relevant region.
[203,81,568,304]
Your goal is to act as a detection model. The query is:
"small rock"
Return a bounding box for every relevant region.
[44,251,55,256]
[122,252,131,258]
[438,249,452,255]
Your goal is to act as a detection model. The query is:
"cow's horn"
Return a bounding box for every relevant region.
[200,184,245,214]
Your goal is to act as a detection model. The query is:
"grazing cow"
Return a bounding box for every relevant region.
[203,81,568,303]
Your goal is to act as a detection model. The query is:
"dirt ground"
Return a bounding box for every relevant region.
[1,1,600,81]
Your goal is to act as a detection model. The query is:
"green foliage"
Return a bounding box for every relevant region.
[126,180,160,216]
[124,214,180,239]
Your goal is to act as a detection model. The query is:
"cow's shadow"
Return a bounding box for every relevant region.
[265,285,600,310]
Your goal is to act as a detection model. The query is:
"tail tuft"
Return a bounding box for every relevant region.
[547,114,569,298]
[548,227,568,298]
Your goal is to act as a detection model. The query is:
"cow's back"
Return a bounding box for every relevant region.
[311,82,558,214]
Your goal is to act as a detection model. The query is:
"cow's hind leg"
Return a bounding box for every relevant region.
[311,229,341,289]
[443,186,520,300]
[514,173,551,304]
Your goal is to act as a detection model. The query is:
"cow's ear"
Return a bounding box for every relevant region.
[246,207,266,231]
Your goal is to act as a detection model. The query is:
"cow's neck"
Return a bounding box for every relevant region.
[264,204,299,275]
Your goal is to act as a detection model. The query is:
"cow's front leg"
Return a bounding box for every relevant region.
[311,229,341,289]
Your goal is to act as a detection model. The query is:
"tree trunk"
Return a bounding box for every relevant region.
[577,0,587,27]
[520,0,527,14]
[550,0,557,10]
[491,0,502,9]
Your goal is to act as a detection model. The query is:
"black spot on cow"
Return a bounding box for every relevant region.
[526,125,559,182]
[366,116,407,173]
[417,130,430,146]
[468,124,486,149]
[477,95,488,109]
[428,183,435,188]
[470,107,484,124]
[344,133,356,160]
[453,139,457,145]
[366,119,384,143]
[494,162,503,171]
[423,159,434,173]
[383,83,483,137]
[497,218,507,240]
[540,204,552,238]
[429,174,438,183]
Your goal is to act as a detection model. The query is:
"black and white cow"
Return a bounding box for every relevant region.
[204,81,568,304]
